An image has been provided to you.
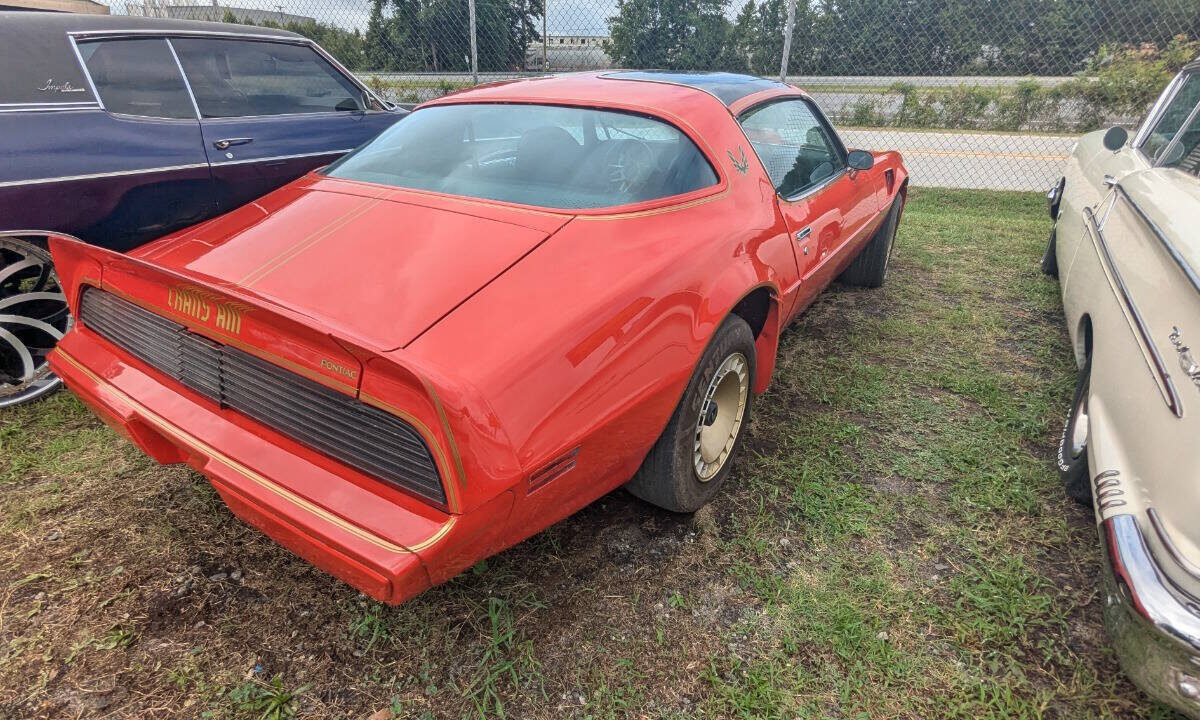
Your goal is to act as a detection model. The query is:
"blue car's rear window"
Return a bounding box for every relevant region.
[323,104,718,210]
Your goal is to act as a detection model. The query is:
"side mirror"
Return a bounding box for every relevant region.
[847,149,874,171]
[1102,126,1128,152]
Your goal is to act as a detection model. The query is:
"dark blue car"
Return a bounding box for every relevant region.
[0,13,406,406]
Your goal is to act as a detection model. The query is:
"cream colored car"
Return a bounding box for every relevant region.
[1045,58,1200,718]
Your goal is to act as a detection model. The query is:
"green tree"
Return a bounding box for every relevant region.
[606,0,732,70]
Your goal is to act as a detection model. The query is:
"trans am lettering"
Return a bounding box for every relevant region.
[167,285,245,335]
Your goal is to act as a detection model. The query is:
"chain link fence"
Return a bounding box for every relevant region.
[114,0,1200,190]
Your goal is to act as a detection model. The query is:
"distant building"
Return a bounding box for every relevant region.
[0,0,109,12]
[526,35,612,70]
[125,0,313,25]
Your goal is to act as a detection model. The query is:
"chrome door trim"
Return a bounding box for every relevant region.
[67,34,104,111]
[0,162,214,189]
[208,148,354,167]
[165,38,203,121]
[1113,183,1200,297]
[0,103,100,114]
[1084,204,1184,418]
[783,167,848,203]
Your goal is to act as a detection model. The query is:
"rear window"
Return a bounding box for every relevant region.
[323,104,719,209]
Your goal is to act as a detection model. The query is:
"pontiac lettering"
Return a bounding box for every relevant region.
[320,358,358,379]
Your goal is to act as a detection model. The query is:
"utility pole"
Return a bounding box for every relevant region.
[468,0,479,85]
[276,4,285,24]
[779,0,797,83]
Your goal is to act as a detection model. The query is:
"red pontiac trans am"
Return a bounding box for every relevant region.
[46,71,908,603]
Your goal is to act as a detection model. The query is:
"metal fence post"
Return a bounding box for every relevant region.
[542,0,548,72]
[468,0,479,84]
[779,0,796,83]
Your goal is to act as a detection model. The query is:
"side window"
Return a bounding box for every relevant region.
[172,38,370,118]
[1141,73,1200,162]
[77,39,195,120]
[739,99,844,198]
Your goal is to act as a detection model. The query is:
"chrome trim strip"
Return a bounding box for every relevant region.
[1113,183,1200,297]
[0,105,100,114]
[0,149,352,188]
[1084,205,1184,418]
[165,38,202,121]
[67,29,305,42]
[211,149,352,167]
[67,35,104,111]
[0,163,210,189]
[1148,508,1200,584]
[0,101,98,108]
[784,167,847,203]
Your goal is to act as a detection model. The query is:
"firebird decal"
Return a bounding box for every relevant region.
[728,146,749,175]
[167,285,247,335]
[1169,326,1200,391]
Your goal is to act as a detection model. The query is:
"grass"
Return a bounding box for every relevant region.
[0,188,1184,719]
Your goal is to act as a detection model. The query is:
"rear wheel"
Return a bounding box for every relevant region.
[626,314,756,513]
[1057,354,1091,505]
[0,238,72,408]
[838,192,903,288]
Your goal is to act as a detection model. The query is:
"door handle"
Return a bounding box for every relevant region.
[213,137,253,151]
[795,227,811,241]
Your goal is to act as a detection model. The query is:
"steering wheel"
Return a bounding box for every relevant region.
[603,139,656,196]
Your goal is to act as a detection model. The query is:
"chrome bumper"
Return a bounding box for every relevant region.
[1102,513,1200,718]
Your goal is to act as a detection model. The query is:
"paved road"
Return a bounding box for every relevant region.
[842,129,1074,191]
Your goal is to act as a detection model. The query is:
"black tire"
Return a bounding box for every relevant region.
[838,192,904,288]
[1057,354,1092,505]
[1041,226,1059,278]
[626,314,756,513]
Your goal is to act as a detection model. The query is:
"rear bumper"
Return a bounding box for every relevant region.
[48,331,474,604]
[1102,513,1200,718]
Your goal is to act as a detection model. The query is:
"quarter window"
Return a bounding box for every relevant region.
[739,99,844,197]
[171,38,372,118]
[77,39,194,120]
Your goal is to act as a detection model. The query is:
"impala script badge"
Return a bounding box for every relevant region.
[167,285,247,336]
[1168,326,1200,390]
[728,146,749,175]
[37,78,87,94]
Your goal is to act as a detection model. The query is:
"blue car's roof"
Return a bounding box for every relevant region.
[0,11,301,107]
[601,71,791,106]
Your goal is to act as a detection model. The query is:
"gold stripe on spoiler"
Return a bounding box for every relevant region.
[54,348,456,554]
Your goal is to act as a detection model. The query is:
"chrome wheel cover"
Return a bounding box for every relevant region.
[0,238,72,408]
[693,352,749,482]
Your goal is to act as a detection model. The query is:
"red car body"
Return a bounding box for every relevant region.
[47,72,907,603]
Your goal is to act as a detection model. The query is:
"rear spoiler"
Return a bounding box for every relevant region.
[48,233,374,395]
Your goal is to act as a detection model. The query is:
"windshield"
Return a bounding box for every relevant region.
[323,104,719,209]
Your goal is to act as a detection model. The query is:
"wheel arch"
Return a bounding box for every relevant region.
[1075,313,1094,369]
[722,283,783,395]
